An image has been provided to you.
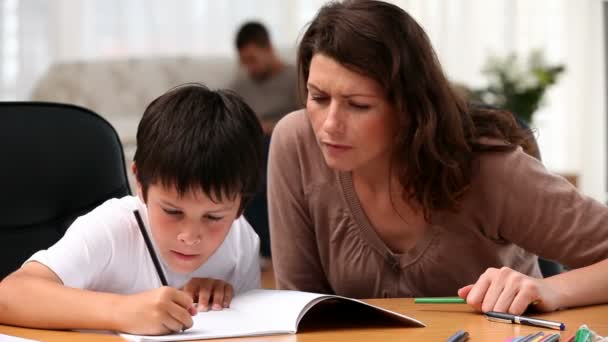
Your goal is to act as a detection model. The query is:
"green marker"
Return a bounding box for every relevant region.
[575,326,592,342]
[414,297,466,304]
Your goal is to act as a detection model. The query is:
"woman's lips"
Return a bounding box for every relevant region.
[323,141,352,150]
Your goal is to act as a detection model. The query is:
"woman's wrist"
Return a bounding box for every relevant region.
[542,273,575,310]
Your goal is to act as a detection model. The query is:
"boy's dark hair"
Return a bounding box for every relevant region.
[134,83,263,214]
[235,21,271,49]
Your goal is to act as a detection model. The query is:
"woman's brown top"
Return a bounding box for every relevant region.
[268,110,608,298]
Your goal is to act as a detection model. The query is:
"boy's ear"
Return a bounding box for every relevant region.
[131,162,145,202]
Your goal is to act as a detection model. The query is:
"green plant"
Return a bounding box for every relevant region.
[472,50,565,124]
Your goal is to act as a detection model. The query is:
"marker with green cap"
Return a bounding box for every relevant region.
[414,297,466,304]
[575,326,592,342]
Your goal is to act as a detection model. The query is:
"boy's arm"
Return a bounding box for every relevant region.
[0,262,195,335]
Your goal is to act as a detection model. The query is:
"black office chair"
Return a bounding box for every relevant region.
[0,102,131,279]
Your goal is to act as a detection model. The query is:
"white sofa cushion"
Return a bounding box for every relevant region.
[30,56,239,118]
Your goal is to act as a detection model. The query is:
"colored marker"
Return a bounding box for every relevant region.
[414,297,466,304]
[575,326,591,342]
[446,330,469,342]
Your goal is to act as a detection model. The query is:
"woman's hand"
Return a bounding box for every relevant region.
[182,278,234,312]
[458,267,561,314]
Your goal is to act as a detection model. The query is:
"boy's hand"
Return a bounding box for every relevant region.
[458,266,561,315]
[182,278,234,312]
[117,286,196,335]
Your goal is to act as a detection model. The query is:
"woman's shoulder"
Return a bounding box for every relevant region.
[473,141,540,181]
[269,109,337,191]
[464,143,558,213]
[273,109,313,141]
[271,109,324,165]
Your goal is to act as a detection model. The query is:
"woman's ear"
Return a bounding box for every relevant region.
[131,162,145,202]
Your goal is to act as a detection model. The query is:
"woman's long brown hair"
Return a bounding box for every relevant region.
[297,0,536,220]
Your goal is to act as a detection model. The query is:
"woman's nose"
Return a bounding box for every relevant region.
[322,102,345,135]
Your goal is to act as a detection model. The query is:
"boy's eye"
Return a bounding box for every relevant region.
[205,214,223,221]
[162,208,182,216]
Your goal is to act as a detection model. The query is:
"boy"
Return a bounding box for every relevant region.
[0,84,263,335]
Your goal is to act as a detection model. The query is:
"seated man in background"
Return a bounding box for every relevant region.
[230,21,299,133]
[230,21,300,261]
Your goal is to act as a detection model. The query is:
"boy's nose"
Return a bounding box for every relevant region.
[177,231,201,246]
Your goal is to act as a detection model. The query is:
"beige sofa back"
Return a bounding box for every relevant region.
[29,51,295,192]
[30,56,239,118]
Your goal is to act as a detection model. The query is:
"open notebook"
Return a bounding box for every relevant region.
[120,289,425,341]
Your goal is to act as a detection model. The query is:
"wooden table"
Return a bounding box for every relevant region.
[1,300,606,341]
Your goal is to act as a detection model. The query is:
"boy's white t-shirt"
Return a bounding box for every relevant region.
[27,196,260,295]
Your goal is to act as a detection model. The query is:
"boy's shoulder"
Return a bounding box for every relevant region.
[25,195,147,290]
[78,195,145,240]
[210,216,259,261]
[101,194,142,210]
[86,195,143,223]
[225,216,259,247]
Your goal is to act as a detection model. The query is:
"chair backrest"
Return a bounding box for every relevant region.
[0,102,131,279]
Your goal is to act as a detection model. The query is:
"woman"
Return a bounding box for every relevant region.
[268,0,608,315]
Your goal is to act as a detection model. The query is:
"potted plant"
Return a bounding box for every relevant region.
[472,50,565,124]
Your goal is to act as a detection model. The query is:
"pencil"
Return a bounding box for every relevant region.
[134,210,168,286]
[414,297,466,304]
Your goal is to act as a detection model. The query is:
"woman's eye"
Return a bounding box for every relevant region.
[350,102,370,110]
[162,208,182,216]
[309,95,328,103]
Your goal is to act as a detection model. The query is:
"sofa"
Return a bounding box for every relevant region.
[31,50,297,190]
[31,56,243,116]
[31,55,256,191]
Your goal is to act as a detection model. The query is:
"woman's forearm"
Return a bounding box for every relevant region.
[545,258,608,309]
